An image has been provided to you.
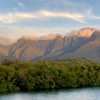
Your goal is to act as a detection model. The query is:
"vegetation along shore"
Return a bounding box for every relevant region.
[0,58,100,93]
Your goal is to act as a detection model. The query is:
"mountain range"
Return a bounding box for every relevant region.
[0,28,100,62]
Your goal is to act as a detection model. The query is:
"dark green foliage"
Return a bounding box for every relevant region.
[50,58,95,63]
[1,58,20,66]
[0,58,100,92]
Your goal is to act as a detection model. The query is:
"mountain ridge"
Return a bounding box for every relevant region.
[0,28,99,45]
[0,28,100,62]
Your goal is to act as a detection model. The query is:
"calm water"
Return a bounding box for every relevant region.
[0,87,100,100]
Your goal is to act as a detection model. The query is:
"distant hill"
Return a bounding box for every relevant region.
[0,28,100,62]
[0,36,16,45]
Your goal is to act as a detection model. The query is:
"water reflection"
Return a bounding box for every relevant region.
[0,87,100,100]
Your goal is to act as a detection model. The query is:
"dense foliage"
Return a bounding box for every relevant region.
[0,58,100,92]
[49,58,95,63]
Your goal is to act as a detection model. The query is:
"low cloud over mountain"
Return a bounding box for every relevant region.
[66,28,100,38]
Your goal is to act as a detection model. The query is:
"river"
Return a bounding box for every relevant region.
[0,86,100,100]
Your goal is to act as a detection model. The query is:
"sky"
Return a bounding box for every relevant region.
[0,0,100,40]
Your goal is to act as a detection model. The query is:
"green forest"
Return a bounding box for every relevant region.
[0,58,100,92]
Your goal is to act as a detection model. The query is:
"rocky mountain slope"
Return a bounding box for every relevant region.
[0,28,100,62]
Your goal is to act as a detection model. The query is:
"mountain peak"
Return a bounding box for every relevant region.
[55,36,63,40]
[20,35,37,41]
[66,30,78,37]
[72,35,78,41]
[90,31,100,38]
[78,28,100,38]
[19,33,64,41]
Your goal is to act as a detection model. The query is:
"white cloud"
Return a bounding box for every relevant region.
[84,7,100,20]
[0,10,86,23]
[18,2,25,9]
[0,6,99,24]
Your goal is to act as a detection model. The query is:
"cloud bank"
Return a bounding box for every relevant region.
[66,28,100,38]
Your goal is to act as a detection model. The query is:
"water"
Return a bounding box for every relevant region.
[0,87,100,100]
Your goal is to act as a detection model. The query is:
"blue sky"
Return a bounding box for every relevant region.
[0,0,100,39]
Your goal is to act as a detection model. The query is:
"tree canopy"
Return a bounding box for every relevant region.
[0,58,99,92]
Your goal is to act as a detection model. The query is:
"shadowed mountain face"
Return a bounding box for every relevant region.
[7,35,88,61]
[1,31,100,62]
